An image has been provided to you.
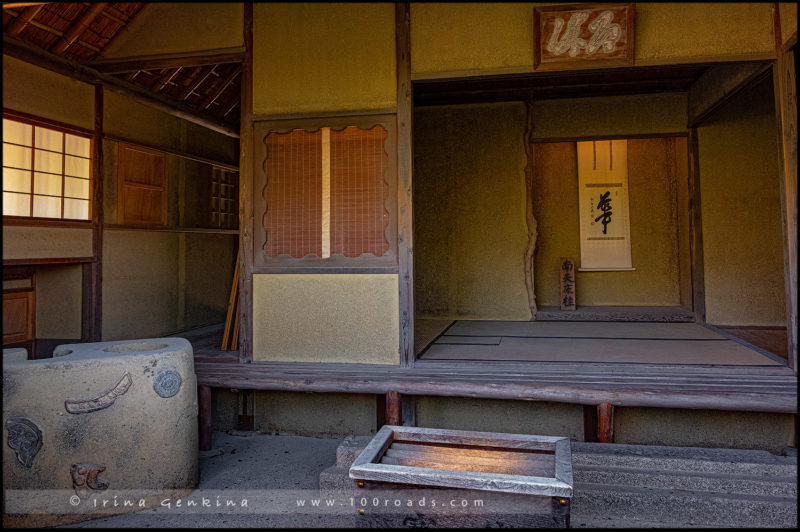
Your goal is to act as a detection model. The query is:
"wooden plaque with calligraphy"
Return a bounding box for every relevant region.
[560,258,577,311]
[534,3,635,71]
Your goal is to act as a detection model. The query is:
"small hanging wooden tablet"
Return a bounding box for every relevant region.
[560,258,576,311]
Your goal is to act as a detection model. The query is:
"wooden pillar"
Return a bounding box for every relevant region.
[583,405,599,442]
[237,2,254,362]
[597,403,614,443]
[386,391,402,426]
[396,2,415,367]
[82,83,103,342]
[772,5,798,374]
[687,127,706,323]
[198,385,212,451]
[401,395,416,427]
[237,389,254,431]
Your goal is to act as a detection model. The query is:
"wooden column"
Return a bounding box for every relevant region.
[82,83,103,342]
[198,385,212,451]
[238,2,254,362]
[583,405,599,442]
[386,391,402,426]
[772,5,798,374]
[687,128,706,323]
[597,403,614,443]
[396,2,415,367]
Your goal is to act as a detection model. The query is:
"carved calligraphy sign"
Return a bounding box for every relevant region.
[534,4,635,71]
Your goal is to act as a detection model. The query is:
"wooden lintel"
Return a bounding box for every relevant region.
[3,35,239,138]
[597,403,614,443]
[88,47,245,74]
[687,61,773,127]
[386,391,402,426]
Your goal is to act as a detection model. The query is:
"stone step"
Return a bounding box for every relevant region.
[572,483,798,528]
[320,465,356,494]
[574,466,797,498]
[335,435,373,467]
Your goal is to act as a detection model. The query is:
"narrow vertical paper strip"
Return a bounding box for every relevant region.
[321,127,331,258]
[577,139,633,270]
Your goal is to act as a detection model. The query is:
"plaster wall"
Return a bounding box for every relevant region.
[413,102,531,320]
[410,3,775,77]
[2,226,92,260]
[531,92,688,140]
[101,2,243,58]
[254,392,377,438]
[252,274,399,364]
[2,55,94,130]
[697,76,785,326]
[183,233,237,328]
[615,407,796,454]
[415,396,585,440]
[35,265,82,339]
[102,230,180,340]
[252,2,396,115]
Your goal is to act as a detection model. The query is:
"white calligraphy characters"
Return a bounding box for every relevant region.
[546,10,622,57]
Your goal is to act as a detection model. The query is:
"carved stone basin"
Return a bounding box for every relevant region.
[2,338,199,526]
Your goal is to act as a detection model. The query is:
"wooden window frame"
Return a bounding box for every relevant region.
[252,114,399,273]
[2,108,94,226]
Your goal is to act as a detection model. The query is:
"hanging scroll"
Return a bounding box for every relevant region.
[577,139,633,271]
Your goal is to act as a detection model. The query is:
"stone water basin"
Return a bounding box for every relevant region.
[3,338,198,526]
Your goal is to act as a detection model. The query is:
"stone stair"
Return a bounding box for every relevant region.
[320,437,797,528]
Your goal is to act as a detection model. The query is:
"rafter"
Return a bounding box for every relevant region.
[49,2,106,56]
[180,64,216,101]
[201,65,242,110]
[5,3,44,37]
[152,67,182,93]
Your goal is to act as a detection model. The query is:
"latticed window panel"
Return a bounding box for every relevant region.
[2,117,92,220]
[262,126,389,259]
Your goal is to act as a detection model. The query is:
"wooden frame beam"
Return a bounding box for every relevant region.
[88,47,245,74]
[3,35,239,137]
[687,61,773,127]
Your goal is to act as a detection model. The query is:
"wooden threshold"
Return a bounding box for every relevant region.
[195,359,797,414]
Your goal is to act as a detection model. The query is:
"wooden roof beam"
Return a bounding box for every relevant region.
[50,2,107,56]
[180,64,216,101]
[152,66,182,93]
[201,65,242,110]
[3,3,50,8]
[89,47,245,74]
[3,35,239,138]
[5,3,44,37]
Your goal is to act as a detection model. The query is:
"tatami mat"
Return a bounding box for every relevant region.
[419,320,782,366]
